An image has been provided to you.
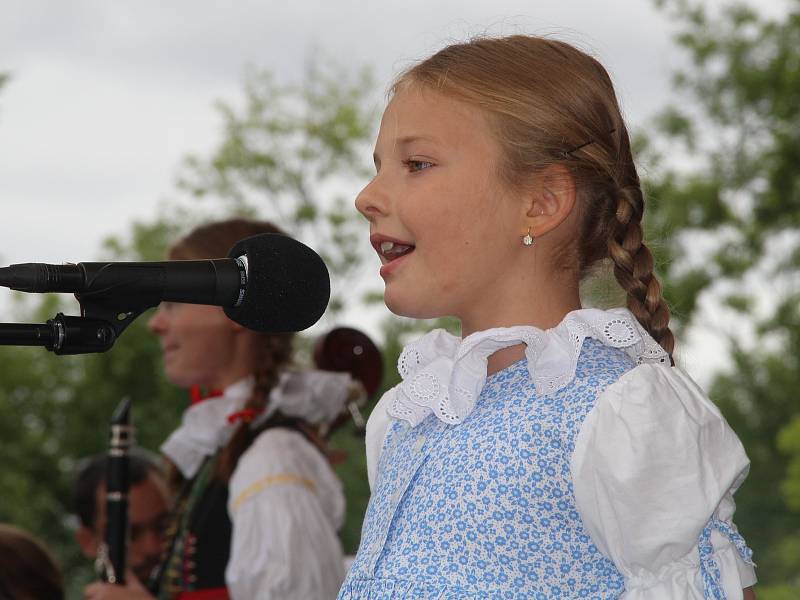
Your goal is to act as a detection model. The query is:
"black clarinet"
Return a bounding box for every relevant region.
[95,397,133,584]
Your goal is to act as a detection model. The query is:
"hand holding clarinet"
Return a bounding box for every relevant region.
[84,399,156,600]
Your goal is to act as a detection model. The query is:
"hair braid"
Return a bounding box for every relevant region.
[608,184,675,355]
[215,331,293,482]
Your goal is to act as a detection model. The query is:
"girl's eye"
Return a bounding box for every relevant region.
[404,159,434,173]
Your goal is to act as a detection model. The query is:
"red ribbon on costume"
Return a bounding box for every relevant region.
[189,386,224,405]
[226,408,265,425]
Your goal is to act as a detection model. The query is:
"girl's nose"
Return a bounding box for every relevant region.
[355,176,390,221]
[147,305,167,334]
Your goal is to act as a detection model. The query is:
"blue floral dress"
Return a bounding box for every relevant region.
[339,309,755,599]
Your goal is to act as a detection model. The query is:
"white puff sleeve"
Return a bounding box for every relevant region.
[225,428,346,600]
[570,363,756,598]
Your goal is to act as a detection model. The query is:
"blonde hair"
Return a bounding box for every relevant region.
[394,35,674,354]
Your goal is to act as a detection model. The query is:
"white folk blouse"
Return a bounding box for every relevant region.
[161,371,351,600]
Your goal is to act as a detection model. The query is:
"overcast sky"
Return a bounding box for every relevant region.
[0,0,788,379]
[0,1,688,264]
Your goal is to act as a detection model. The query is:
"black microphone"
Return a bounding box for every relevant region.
[0,233,330,333]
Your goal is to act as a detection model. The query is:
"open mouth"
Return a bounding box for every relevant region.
[373,238,415,265]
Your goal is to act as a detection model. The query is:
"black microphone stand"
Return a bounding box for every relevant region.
[0,296,150,587]
[0,293,153,354]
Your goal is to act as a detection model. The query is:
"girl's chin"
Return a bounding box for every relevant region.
[384,289,446,320]
[164,368,201,390]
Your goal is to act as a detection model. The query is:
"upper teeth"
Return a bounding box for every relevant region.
[380,241,410,255]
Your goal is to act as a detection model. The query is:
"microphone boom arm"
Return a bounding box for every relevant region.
[0,232,332,347]
[0,258,241,354]
[0,296,151,354]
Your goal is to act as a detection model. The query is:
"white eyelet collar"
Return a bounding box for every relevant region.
[388,307,669,427]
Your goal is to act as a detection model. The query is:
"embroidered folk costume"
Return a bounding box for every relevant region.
[154,371,350,600]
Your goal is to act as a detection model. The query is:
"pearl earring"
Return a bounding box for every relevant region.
[522,227,534,247]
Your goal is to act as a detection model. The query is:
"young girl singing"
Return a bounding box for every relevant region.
[339,36,756,599]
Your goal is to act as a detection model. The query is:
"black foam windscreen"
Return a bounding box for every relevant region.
[224,233,330,333]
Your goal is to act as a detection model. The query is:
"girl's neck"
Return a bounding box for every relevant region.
[460,291,582,339]
[208,334,263,390]
[486,344,527,376]
[211,369,255,392]
[459,259,582,338]
[460,281,583,376]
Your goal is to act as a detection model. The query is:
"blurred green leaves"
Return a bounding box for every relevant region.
[647,0,800,590]
[0,223,187,597]
[177,61,378,319]
[0,59,379,596]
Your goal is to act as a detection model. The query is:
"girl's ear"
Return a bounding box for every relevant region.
[75,525,99,559]
[522,164,577,238]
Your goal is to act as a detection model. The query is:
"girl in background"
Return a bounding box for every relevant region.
[340,36,756,599]
[86,218,351,600]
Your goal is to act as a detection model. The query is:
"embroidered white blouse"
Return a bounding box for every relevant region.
[161,371,351,600]
[364,308,756,599]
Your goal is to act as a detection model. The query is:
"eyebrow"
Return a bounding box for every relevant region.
[373,134,442,169]
[396,134,441,146]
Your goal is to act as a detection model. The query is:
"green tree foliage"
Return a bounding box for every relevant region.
[647,0,800,591]
[780,416,800,511]
[177,62,377,317]
[0,61,380,599]
[0,222,187,597]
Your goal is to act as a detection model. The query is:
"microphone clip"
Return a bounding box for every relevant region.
[0,298,149,355]
[47,296,151,354]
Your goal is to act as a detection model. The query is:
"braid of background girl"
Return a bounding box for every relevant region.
[215,331,293,481]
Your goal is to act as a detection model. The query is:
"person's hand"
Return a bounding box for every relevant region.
[84,570,155,600]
